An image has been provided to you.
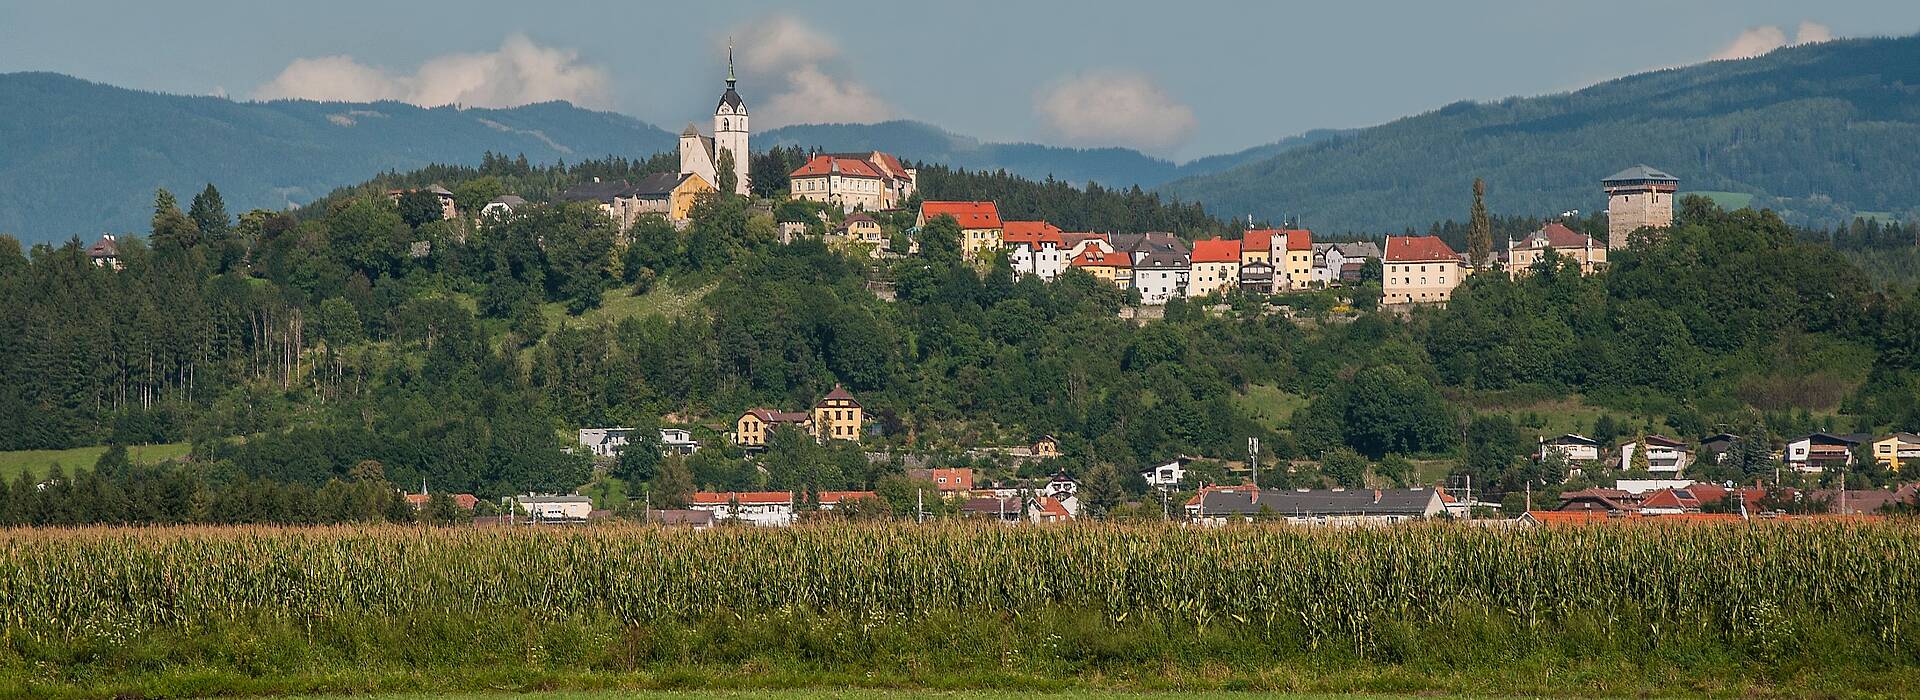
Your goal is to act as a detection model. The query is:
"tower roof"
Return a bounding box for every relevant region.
[682,122,702,137]
[1602,165,1676,184]
[717,40,746,112]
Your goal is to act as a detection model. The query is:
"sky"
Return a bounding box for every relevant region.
[3,1,1919,161]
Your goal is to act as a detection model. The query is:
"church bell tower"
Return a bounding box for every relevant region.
[712,41,751,195]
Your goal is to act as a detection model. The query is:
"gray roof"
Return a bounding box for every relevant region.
[718,87,746,111]
[1196,488,1441,517]
[489,195,526,206]
[630,172,685,197]
[561,180,637,204]
[1112,232,1189,269]
[1332,241,1381,258]
[1602,165,1677,183]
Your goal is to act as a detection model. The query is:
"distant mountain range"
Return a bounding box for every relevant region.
[9,33,1918,243]
[1160,34,1920,232]
[0,73,1312,243]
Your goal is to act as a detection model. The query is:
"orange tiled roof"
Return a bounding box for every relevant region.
[921,201,1002,229]
[692,491,795,506]
[1243,229,1277,252]
[817,490,879,505]
[1003,220,1065,246]
[1385,235,1459,262]
[1284,229,1312,251]
[1190,237,1242,263]
[1071,246,1131,269]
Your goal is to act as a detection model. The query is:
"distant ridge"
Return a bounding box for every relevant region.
[1160,35,1920,231]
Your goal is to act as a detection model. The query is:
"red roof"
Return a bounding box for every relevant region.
[1519,222,1600,249]
[817,490,879,505]
[790,155,882,179]
[921,201,1002,229]
[1071,246,1130,269]
[1002,220,1065,246]
[692,491,794,506]
[1284,229,1312,251]
[864,151,912,180]
[1242,229,1278,253]
[1385,235,1458,262]
[1190,238,1242,263]
[1641,489,1701,511]
[817,385,859,406]
[1036,496,1072,520]
[908,468,974,492]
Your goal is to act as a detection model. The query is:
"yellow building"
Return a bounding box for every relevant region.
[734,408,811,449]
[1241,229,1276,266]
[1506,222,1606,278]
[1874,433,1920,472]
[813,386,864,442]
[1069,244,1132,288]
[1280,229,1314,289]
[918,201,1004,262]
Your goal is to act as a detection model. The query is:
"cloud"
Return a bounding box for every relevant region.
[253,35,609,108]
[1034,71,1196,152]
[1711,21,1834,61]
[732,15,895,128]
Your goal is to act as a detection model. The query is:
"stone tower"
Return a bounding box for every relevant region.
[1602,165,1677,250]
[712,42,750,196]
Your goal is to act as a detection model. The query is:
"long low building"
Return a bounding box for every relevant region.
[1186,486,1445,526]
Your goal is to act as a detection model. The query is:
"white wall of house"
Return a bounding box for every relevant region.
[1133,268,1188,305]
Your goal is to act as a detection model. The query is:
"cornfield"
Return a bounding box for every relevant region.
[3,521,1915,645]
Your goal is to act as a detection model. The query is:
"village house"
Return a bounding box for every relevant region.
[917,201,1004,262]
[405,492,479,511]
[1005,220,1071,281]
[732,408,811,449]
[816,490,881,511]
[1324,241,1381,285]
[1186,238,1243,298]
[1506,222,1606,277]
[515,494,594,523]
[812,385,864,442]
[1699,433,1739,464]
[1141,457,1192,488]
[1278,229,1314,289]
[479,194,526,219]
[1873,433,1920,472]
[960,494,1073,523]
[1069,244,1132,288]
[1382,235,1464,305]
[1032,435,1061,458]
[1537,434,1602,464]
[690,491,795,526]
[788,151,916,212]
[1187,487,1445,526]
[1786,432,1870,471]
[1115,233,1190,304]
[833,212,887,250]
[1555,487,1641,513]
[907,467,974,493]
[1238,259,1276,294]
[577,427,700,458]
[86,234,122,270]
[1618,434,1691,474]
[560,172,714,229]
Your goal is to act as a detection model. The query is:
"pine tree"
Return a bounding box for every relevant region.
[1467,178,1492,267]
[151,189,198,250]
[1629,432,1652,473]
[187,184,230,240]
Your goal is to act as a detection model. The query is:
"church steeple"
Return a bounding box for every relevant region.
[726,38,737,89]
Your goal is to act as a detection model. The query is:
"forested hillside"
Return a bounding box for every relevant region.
[2,156,1917,520]
[1162,35,1920,232]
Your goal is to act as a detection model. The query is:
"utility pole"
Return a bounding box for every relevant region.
[916,488,925,524]
[1525,480,1532,513]
[1464,475,1473,521]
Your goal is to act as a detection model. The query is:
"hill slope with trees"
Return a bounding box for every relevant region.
[1161,35,1920,232]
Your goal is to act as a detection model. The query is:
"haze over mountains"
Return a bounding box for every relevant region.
[3,33,1918,243]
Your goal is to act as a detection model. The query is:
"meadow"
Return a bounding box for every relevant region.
[2,522,1917,699]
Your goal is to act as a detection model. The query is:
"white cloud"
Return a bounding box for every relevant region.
[252,35,609,109]
[1711,21,1834,61]
[732,15,895,128]
[1035,71,1196,152]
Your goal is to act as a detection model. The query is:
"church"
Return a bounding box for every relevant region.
[678,46,751,196]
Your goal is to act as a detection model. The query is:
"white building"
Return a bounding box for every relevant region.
[1005,221,1070,281]
[1537,434,1602,464]
[1114,233,1190,305]
[679,45,750,195]
[1618,435,1691,474]
[660,428,700,455]
[516,494,594,522]
[691,491,795,526]
[1142,457,1192,488]
[577,427,699,458]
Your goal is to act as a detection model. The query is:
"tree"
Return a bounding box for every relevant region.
[1467,178,1492,267]
[716,149,738,197]
[1629,432,1652,473]
[1321,447,1368,488]
[397,190,444,228]
[614,423,665,484]
[151,189,199,251]
[651,455,694,509]
[1081,462,1127,518]
[188,184,230,240]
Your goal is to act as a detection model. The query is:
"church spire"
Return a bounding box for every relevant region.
[726,37,737,88]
